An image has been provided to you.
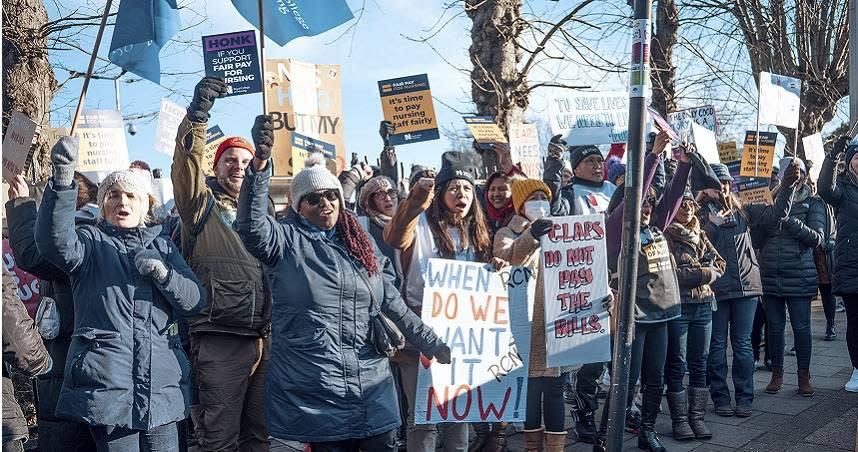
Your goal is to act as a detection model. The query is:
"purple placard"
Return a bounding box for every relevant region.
[203,30,256,52]
[647,107,679,140]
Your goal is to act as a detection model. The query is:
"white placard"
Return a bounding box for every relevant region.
[758,71,801,129]
[691,122,720,164]
[153,99,186,156]
[508,123,542,178]
[549,91,629,145]
[802,133,825,182]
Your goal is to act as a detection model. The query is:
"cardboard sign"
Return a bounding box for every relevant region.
[691,122,719,164]
[202,125,226,175]
[740,131,778,178]
[153,99,186,156]
[290,132,336,174]
[668,105,718,139]
[73,110,129,173]
[738,184,772,205]
[2,112,38,182]
[549,91,629,145]
[540,215,611,367]
[202,30,262,97]
[802,133,825,182]
[264,59,345,175]
[415,259,534,424]
[758,72,801,129]
[463,116,507,149]
[2,239,40,319]
[378,74,439,145]
[508,123,542,178]
[718,141,740,164]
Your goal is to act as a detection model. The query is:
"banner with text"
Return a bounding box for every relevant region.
[415,259,534,424]
[737,178,772,205]
[508,123,542,178]
[378,74,439,145]
[2,112,38,182]
[202,30,262,97]
[73,110,129,173]
[153,99,186,156]
[264,59,345,175]
[463,116,507,150]
[549,91,629,145]
[718,141,739,164]
[540,214,611,367]
[668,105,718,143]
[202,125,226,176]
[291,132,337,174]
[739,131,778,178]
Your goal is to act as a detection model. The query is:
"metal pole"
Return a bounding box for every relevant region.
[754,73,762,177]
[850,0,858,133]
[606,0,651,449]
[257,0,268,114]
[70,0,114,136]
[114,77,121,111]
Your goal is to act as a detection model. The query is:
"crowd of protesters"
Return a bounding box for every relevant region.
[4,75,858,452]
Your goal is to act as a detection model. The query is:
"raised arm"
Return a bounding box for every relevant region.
[653,153,692,231]
[605,151,662,256]
[384,177,434,251]
[493,220,551,266]
[745,162,801,225]
[543,135,571,216]
[818,137,848,207]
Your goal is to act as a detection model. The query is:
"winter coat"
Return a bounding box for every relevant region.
[368,217,402,288]
[3,268,51,443]
[543,155,616,216]
[818,154,858,295]
[236,164,446,443]
[35,181,207,430]
[663,221,726,304]
[755,187,826,298]
[493,215,559,378]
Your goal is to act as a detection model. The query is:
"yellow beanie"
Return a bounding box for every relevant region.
[511,178,552,215]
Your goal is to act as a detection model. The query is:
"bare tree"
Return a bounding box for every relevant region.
[650,0,679,116]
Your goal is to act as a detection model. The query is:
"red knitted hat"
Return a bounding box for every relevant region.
[213,137,255,170]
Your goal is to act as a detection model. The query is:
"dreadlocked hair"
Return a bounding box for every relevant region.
[336,209,379,276]
[426,179,492,263]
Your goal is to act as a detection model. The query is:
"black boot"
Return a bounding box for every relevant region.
[825,321,838,341]
[637,387,666,452]
[574,410,597,443]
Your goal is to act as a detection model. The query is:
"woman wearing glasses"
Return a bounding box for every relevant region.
[359,176,402,286]
[236,116,451,451]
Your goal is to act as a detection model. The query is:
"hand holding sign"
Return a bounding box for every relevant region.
[782,161,802,188]
[7,175,29,200]
[652,130,671,157]
[434,344,452,364]
[251,115,274,160]
[547,134,567,160]
[189,77,228,123]
[379,120,395,146]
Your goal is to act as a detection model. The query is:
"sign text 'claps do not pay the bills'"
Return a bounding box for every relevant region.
[416,259,534,424]
[378,74,439,145]
[540,214,611,368]
[202,30,262,97]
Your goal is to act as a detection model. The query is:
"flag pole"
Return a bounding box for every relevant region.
[257,0,267,115]
[754,73,762,178]
[70,0,114,136]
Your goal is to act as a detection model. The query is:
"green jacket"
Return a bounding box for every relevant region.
[171,116,271,337]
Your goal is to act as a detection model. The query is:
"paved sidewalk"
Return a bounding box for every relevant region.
[267,300,857,451]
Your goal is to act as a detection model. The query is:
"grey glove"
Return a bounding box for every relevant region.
[188,77,228,123]
[134,249,169,283]
[51,136,79,187]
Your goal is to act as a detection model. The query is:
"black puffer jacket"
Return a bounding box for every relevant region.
[818,151,858,295]
[755,187,826,298]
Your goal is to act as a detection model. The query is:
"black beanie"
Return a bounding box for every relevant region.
[846,144,858,167]
[709,163,733,182]
[435,151,475,188]
[569,145,602,170]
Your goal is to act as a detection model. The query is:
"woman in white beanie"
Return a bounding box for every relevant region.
[35,137,207,451]
[236,116,450,451]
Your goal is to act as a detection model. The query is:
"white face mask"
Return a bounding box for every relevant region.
[523,200,550,222]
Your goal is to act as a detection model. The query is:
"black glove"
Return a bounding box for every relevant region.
[251,115,274,161]
[832,135,849,157]
[547,134,567,159]
[379,120,395,146]
[187,77,228,123]
[530,218,553,239]
[782,161,801,188]
[434,344,452,364]
[51,136,79,187]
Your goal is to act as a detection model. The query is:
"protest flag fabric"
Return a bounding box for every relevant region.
[231,0,354,46]
[108,0,181,84]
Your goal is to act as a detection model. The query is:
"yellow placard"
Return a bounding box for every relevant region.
[718,141,739,164]
[463,116,507,145]
[738,186,773,205]
[739,131,777,178]
[73,110,129,173]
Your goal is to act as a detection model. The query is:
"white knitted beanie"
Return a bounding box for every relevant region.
[290,153,343,212]
[96,169,153,207]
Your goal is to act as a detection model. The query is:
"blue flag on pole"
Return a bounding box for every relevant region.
[108,0,181,84]
[231,0,354,46]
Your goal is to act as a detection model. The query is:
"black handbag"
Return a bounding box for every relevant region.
[354,267,405,358]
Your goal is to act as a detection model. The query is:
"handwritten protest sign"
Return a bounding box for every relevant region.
[265,59,345,175]
[540,215,611,367]
[718,141,739,164]
[463,116,507,150]
[202,125,226,176]
[153,99,185,156]
[758,72,801,129]
[508,123,542,178]
[2,112,38,182]
[668,105,718,142]
[737,178,772,205]
[740,131,778,178]
[415,259,534,424]
[73,110,129,173]
[202,30,261,97]
[802,133,825,182]
[378,74,439,145]
[291,132,336,173]
[549,91,629,145]
[691,122,719,164]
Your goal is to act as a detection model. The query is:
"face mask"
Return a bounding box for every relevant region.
[523,200,550,221]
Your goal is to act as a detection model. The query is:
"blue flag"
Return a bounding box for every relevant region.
[231,0,354,46]
[108,0,181,84]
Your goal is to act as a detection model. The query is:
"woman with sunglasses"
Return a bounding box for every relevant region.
[359,176,402,286]
[236,116,451,451]
[662,192,725,441]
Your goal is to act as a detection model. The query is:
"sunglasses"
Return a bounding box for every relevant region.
[303,189,339,206]
[372,189,399,200]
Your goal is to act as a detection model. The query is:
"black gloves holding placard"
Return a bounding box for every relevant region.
[188,77,228,123]
[547,134,567,160]
[51,136,79,188]
[782,161,802,188]
[251,115,274,161]
[530,219,553,240]
[832,135,849,157]
[379,120,395,146]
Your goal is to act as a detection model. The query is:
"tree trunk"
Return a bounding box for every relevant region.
[3,0,58,182]
[650,0,679,117]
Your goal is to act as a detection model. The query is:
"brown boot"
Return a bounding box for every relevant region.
[524,428,544,452]
[765,367,784,394]
[544,431,567,452]
[798,369,815,397]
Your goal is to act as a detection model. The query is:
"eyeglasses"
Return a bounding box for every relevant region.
[303,189,339,206]
[372,189,399,201]
[581,156,605,167]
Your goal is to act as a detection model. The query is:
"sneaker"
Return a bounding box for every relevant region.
[845,369,858,393]
[836,297,846,313]
[787,346,796,356]
[574,411,597,443]
[735,405,752,418]
[755,359,766,370]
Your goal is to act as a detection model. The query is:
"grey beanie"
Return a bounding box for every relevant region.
[290,153,343,212]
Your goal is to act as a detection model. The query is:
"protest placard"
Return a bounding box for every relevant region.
[758,72,801,129]
[202,30,262,97]
[415,259,534,424]
[153,99,186,156]
[3,239,40,318]
[737,178,772,205]
[378,74,439,145]
[291,132,336,174]
[726,161,741,192]
[73,110,129,173]
[463,116,507,149]
[718,141,740,164]
[540,214,611,367]
[265,59,345,175]
[802,133,825,182]
[740,131,778,178]
[549,91,629,145]
[691,122,719,164]
[2,112,38,182]
[508,123,542,178]
[648,107,678,141]
[202,125,226,176]
[40,127,69,150]
[668,105,718,140]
